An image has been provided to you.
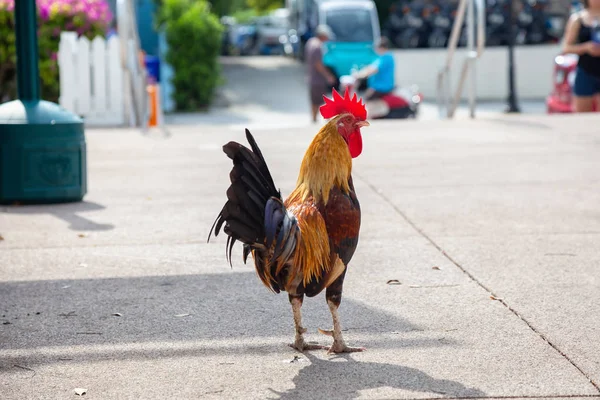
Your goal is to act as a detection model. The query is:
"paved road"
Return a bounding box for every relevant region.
[1,57,599,399]
[165,56,547,128]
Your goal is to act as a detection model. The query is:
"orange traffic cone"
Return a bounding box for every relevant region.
[147,83,159,127]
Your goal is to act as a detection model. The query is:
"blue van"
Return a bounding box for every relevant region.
[287,0,380,80]
[320,1,380,80]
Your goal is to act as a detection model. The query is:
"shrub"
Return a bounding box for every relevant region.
[0,0,112,103]
[157,0,223,111]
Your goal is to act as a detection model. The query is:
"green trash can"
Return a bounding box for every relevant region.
[0,100,87,204]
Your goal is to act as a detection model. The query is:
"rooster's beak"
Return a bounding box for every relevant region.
[356,121,370,128]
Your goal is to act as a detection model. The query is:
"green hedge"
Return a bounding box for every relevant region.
[157,0,223,111]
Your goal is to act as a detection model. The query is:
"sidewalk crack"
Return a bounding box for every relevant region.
[355,172,600,393]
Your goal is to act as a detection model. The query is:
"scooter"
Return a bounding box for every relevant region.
[546,53,598,113]
[516,0,533,44]
[428,4,455,48]
[384,0,411,47]
[397,2,433,49]
[485,0,510,47]
[339,75,422,119]
[522,0,548,44]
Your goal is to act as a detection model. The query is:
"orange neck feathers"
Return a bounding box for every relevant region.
[291,115,352,205]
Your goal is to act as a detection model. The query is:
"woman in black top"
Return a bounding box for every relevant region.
[562,0,600,112]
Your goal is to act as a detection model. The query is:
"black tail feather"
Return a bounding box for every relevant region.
[208,129,289,274]
[244,129,277,193]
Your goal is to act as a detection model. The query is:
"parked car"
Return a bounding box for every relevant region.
[220,16,237,56]
[546,53,598,113]
[320,0,381,83]
[233,23,258,56]
[255,8,292,55]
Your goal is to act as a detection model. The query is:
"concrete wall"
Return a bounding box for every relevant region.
[392,44,562,101]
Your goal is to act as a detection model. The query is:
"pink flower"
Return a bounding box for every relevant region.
[0,0,113,33]
[39,7,49,20]
[0,0,14,12]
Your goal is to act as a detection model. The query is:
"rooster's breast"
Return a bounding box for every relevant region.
[320,177,361,266]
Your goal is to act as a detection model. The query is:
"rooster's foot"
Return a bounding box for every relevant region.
[289,339,326,352]
[325,341,366,354]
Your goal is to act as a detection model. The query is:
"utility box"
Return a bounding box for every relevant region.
[0,100,87,204]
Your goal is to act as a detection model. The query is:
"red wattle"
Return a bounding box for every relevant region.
[348,131,363,158]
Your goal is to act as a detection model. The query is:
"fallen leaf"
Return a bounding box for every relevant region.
[432,266,441,270]
[146,197,152,200]
[490,295,503,301]
[204,390,225,395]
[386,280,402,285]
[112,313,122,317]
[174,313,190,318]
[409,285,422,288]
[77,233,88,238]
[0,234,4,241]
[74,388,87,396]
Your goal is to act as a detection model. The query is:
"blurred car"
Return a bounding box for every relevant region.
[321,0,380,82]
[546,53,598,113]
[255,9,291,55]
[220,16,237,56]
[233,23,258,56]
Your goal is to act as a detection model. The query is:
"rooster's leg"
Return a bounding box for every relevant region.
[288,294,325,352]
[318,287,366,354]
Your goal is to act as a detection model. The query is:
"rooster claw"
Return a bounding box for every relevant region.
[289,341,327,353]
[325,344,366,355]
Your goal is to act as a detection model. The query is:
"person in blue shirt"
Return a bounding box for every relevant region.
[353,37,395,101]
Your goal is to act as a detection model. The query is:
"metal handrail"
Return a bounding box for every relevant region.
[437,0,486,119]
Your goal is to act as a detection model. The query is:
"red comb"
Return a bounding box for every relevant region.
[320,87,367,121]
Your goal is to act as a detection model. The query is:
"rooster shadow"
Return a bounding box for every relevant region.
[270,352,486,399]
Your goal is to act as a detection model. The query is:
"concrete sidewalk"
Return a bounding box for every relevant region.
[1,113,600,399]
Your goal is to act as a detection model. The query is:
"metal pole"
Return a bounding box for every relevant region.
[15,0,40,101]
[467,0,476,118]
[506,0,521,113]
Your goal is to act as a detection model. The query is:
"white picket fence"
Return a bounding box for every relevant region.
[58,32,125,126]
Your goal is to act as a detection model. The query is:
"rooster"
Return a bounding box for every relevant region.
[208,88,369,353]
